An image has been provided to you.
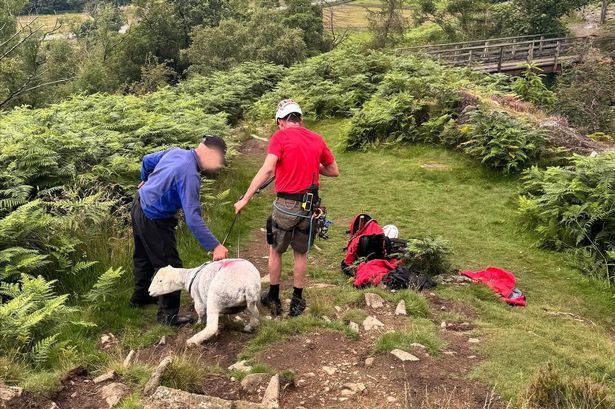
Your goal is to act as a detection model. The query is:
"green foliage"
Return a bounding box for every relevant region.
[372,318,446,355]
[459,108,548,174]
[84,267,124,306]
[519,152,615,284]
[400,236,450,276]
[554,55,615,135]
[251,46,392,119]
[521,363,613,409]
[413,0,494,41]
[0,274,74,366]
[367,0,407,48]
[510,64,556,107]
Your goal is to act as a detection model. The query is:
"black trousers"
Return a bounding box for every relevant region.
[130,194,182,321]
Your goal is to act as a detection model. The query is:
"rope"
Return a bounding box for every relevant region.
[272,200,315,255]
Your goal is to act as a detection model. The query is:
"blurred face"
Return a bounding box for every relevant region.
[196,144,225,177]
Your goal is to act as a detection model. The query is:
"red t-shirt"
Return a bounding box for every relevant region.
[267,127,335,194]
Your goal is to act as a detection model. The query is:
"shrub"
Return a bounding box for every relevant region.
[250,46,392,119]
[401,236,451,277]
[510,64,556,107]
[554,55,615,135]
[521,363,613,409]
[519,152,615,284]
[459,108,548,174]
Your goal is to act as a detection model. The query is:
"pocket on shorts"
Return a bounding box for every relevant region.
[272,199,304,231]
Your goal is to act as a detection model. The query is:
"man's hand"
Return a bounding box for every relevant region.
[212,244,229,261]
[234,198,249,214]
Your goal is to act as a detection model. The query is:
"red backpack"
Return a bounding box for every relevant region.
[341,214,390,276]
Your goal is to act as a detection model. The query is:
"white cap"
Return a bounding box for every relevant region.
[275,99,302,120]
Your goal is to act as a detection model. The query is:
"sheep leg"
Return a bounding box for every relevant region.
[243,300,260,333]
[194,299,206,324]
[186,296,220,346]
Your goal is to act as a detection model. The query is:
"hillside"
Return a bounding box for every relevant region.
[1,43,614,409]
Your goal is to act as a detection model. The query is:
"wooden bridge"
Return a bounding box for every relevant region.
[397,34,594,74]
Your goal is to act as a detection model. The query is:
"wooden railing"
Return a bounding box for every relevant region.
[397,35,592,73]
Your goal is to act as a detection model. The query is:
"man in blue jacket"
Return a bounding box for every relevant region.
[130,136,229,326]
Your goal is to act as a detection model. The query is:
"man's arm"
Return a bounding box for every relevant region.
[141,149,170,182]
[234,154,278,214]
[320,159,340,177]
[178,175,228,260]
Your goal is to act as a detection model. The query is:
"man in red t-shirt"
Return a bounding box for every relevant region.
[234,99,339,317]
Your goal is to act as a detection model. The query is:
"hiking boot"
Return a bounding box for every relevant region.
[260,291,282,317]
[288,296,306,317]
[158,314,194,327]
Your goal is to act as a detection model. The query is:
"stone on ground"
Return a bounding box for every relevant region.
[395,300,407,315]
[364,292,385,308]
[123,349,136,367]
[0,384,23,401]
[241,373,272,393]
[228,360,253,372]
[365,357,375,367]
[99,382,129,408]
[349,321,360,333]
[261,374,280,409]
[93,371,116,384]
[362,316,384,331]
[390,349,420,362]
[322,366,337,376]
[143,356,173,396]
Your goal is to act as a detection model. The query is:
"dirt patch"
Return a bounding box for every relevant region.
[256,326,502,409]
[7,367,132,409]
[136,323,253,369]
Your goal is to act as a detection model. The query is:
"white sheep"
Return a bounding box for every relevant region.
[148,259,261,346]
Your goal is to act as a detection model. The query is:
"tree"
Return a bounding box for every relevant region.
[511,0,591,34]
[368,0,407,48]
[183,9,307,72]
[413,0,494,41]
[0,0,74,109]
[282,0,329,53]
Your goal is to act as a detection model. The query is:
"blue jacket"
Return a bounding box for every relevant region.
[138,148,220,251]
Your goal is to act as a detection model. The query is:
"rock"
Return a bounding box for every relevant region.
[365,357,375,367]
[322,366,337,376]
[362,316,384,331]
[386,396,397,403]
[305,372,316,377]
[468,355,478,359]
[364,293,385,308]
[261,274,270,284]
[241,373,271,393]
[123,349,136,368]
[340,389,354,397]
[228,360,253,372]
[395,300,407,316]
[261,375,279,409]
[143,356,173,396]
[410,343,426,349]
[390,349,420,362]
[342,383,366,394]
[93,371,116,384]
[48,402,60,409]
[468,338,480,343]
[440,321,447,328]
[0,384,23,401]
[349,322,360,333]
[334,306,342,313]
[100,333,117,349]
[100,382,129,408]
[158,336,167,346]
[143,386,233,409]
[444,351,457,356]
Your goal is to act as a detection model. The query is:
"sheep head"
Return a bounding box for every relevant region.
[149,266,184,296]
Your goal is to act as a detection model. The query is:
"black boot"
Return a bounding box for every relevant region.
[158,314,194,326]
[288,296,306,317]
[260,291,282,317]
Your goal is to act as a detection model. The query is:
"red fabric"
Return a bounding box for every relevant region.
[354,259,399,287]
[461,267,526,306]
[267,127,335,194]
[343,219,385,267]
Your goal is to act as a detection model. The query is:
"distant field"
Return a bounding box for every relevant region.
[16,12,90,34]
[323,0,413,31]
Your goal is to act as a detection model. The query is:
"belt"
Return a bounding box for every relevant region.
[277,192,304,202]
